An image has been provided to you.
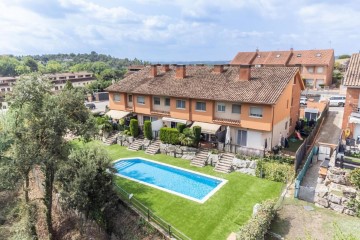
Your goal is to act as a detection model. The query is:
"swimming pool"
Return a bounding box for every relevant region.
[113,158,227,203]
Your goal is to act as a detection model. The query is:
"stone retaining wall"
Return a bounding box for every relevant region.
[232,158,257,176]
[117,134,136,147]
[159,143,198,160]
[315,167,358,216]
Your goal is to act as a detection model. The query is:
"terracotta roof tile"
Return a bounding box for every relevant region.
[343,53,360,86]
[231,49,334,66]
[106,66,299,105]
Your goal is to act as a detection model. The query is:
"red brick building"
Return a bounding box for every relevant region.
[342,53,360,139]
[230,49,335,89]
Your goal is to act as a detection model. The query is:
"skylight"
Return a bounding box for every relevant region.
[297,54,302,57]
[316,53,322,57]
[276,54,281,58]
[257,55,261,58]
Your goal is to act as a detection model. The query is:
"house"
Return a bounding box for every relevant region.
[0,71,95,93]
[300,99,329,121]
[230,49,335,89]
[342,53,360,139]
[106,64,304,151]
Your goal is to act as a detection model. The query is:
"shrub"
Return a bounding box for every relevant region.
[159,127,180,145]
[263,155,294,165]
[179,127,194,146]
[129,119,139,137]
[237,199,276,240]
[176,123,186,133]
[256,160,295,183]
[193,126,201,147]
[350,168,360,189]
[144,120,152,140]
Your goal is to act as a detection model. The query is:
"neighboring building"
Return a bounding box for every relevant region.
[300,99,328,121]
[0,71,95,93]
[106,64,304,151]
[342,53,360,139]
[230,49,335,89]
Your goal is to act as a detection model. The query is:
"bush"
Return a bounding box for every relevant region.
[129,119,139,137]
[237,199,276,240]
[176,123,186,133]
[193,126,201,147]
[179,127,195,146]
[350,168,360,189]
[256,160,295,183]
[263,155,294,165]
[144,120,152,140]
[159,127,180,145]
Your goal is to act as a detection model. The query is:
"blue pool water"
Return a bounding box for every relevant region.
[114,158,225,202]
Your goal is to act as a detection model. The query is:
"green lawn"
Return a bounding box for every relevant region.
[73,140,283,240]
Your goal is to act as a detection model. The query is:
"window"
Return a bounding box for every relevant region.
[317,67,324,73]
[113,93,120,102]
[128,95,133,102]
[165,98,170,106]
[153,97,160,105]
[307,67,314,73]
[6,88,10,91]
[176,100,186,109]
[217,103,226,112]
[250,107,263,118]
[196,102,206,111]
[137,96,145,105]
[237,130,247,146]
[232,104,241,114]
[143,116,158,123]
[285,121,288,130]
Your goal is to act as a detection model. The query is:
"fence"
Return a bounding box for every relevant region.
[294,146,318,198]
[294,105,329,171]
[114,183,191,240]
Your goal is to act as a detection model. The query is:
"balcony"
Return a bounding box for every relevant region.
[150,110,170,116]
[213,118,240,125]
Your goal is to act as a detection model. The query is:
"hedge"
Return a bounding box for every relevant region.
[176,123,186,133]
[237,200,276,240]
[193,126,201,146]
[129,119,139,137]
[256,160,295,183]
[159,127,180,145]
[143,120,152,140]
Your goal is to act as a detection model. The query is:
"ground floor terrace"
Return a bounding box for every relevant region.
[71,140,283,240]
[106,110,290,153]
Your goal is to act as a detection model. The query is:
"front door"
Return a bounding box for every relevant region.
[237,130,247,146]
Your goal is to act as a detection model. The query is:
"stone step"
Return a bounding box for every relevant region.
[145,141,161,155]
[190,150,209,167]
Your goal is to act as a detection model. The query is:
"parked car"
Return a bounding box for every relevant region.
[300,97,307,105]
[329,96,346,107]
[85,103,96,110]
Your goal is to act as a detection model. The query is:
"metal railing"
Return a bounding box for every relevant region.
[114,183,191,240]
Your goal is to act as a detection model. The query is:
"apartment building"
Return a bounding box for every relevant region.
[0,71,95,93]
[106,64,304,150]
[231,49,334,89]
[342,53,360,139]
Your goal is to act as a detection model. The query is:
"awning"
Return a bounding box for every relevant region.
[105,110,130,119]
[349,116,360,124]
[191,121,221,135]
[162,117,188,124]
[304,108,319,114]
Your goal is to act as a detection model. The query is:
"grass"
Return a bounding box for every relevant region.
[72,140,283,240]
[286,134,305,153]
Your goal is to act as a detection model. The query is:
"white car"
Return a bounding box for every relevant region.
[300,97,307,105]
[329,96,346,107]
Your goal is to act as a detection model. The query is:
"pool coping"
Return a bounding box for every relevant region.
[113,157,228,204]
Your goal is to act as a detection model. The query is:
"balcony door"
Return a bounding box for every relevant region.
[237,130,247,146]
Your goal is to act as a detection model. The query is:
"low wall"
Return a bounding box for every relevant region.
[159,143,198,160]
[232,158,257,176]
[314,167,358,216]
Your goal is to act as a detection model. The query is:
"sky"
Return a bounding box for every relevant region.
[0,0,359,61]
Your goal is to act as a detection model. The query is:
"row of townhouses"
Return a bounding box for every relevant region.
[230,49,334,89]
[0,71,95,93]
[106,64,304,151]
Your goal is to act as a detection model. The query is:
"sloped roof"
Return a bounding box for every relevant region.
[231,49,334,66]
[343,53,360,86]
[106,65,299,105]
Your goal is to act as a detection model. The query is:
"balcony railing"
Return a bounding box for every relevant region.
[213,118,240,125]
[150,110,170,116]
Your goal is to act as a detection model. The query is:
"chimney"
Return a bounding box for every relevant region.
[214,64,224,73]
[163,64,170,72]
[150,65,157,77]
[239,65,251,81]
[176,65,186,79]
